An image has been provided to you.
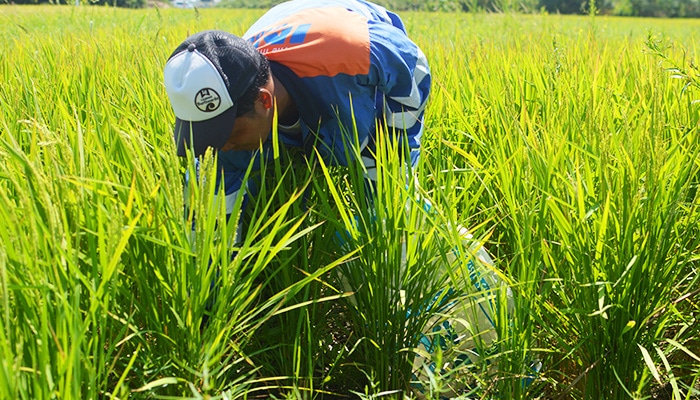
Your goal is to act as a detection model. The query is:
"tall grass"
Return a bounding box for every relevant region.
[423,12,700,399]
[0,5,699,399]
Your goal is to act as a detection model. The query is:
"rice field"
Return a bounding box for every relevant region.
[0,5,699,399]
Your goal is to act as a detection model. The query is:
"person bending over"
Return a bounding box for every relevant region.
[163,0,431,219]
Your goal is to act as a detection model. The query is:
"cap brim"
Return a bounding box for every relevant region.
[175,104,237,157]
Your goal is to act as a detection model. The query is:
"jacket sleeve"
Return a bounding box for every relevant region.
[215,149,260,216]
[364,19,431,145]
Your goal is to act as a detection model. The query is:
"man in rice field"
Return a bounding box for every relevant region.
[163,0,431,218]
[161,4,534,390]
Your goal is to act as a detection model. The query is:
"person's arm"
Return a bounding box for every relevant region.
[364,20,431,146]
[185,149,260,246]
[215,149,263,234]
[353,20,430,183]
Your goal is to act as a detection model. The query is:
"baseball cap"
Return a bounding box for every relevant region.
[164,30,263,157]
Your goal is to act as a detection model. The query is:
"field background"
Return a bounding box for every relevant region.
[0,5,699,400]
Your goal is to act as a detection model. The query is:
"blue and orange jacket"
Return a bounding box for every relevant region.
[215,0,431,213]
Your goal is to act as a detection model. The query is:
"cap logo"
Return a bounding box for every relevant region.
[194,88,222,112]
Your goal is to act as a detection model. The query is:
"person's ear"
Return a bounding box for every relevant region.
[258,90,273,110]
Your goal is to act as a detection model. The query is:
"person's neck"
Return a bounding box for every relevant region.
[272,74,298,126]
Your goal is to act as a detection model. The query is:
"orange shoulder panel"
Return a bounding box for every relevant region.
[250,7,371,78]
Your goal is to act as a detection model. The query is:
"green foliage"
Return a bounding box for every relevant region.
[215,0,700,17]
[419,11,700,399]
[3,0,700,16]
[0,5,699,400]
[4,0,147,7]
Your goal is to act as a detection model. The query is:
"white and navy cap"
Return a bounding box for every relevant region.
[164,30,263,156]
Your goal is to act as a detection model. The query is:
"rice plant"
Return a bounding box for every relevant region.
[0,5,698,399]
